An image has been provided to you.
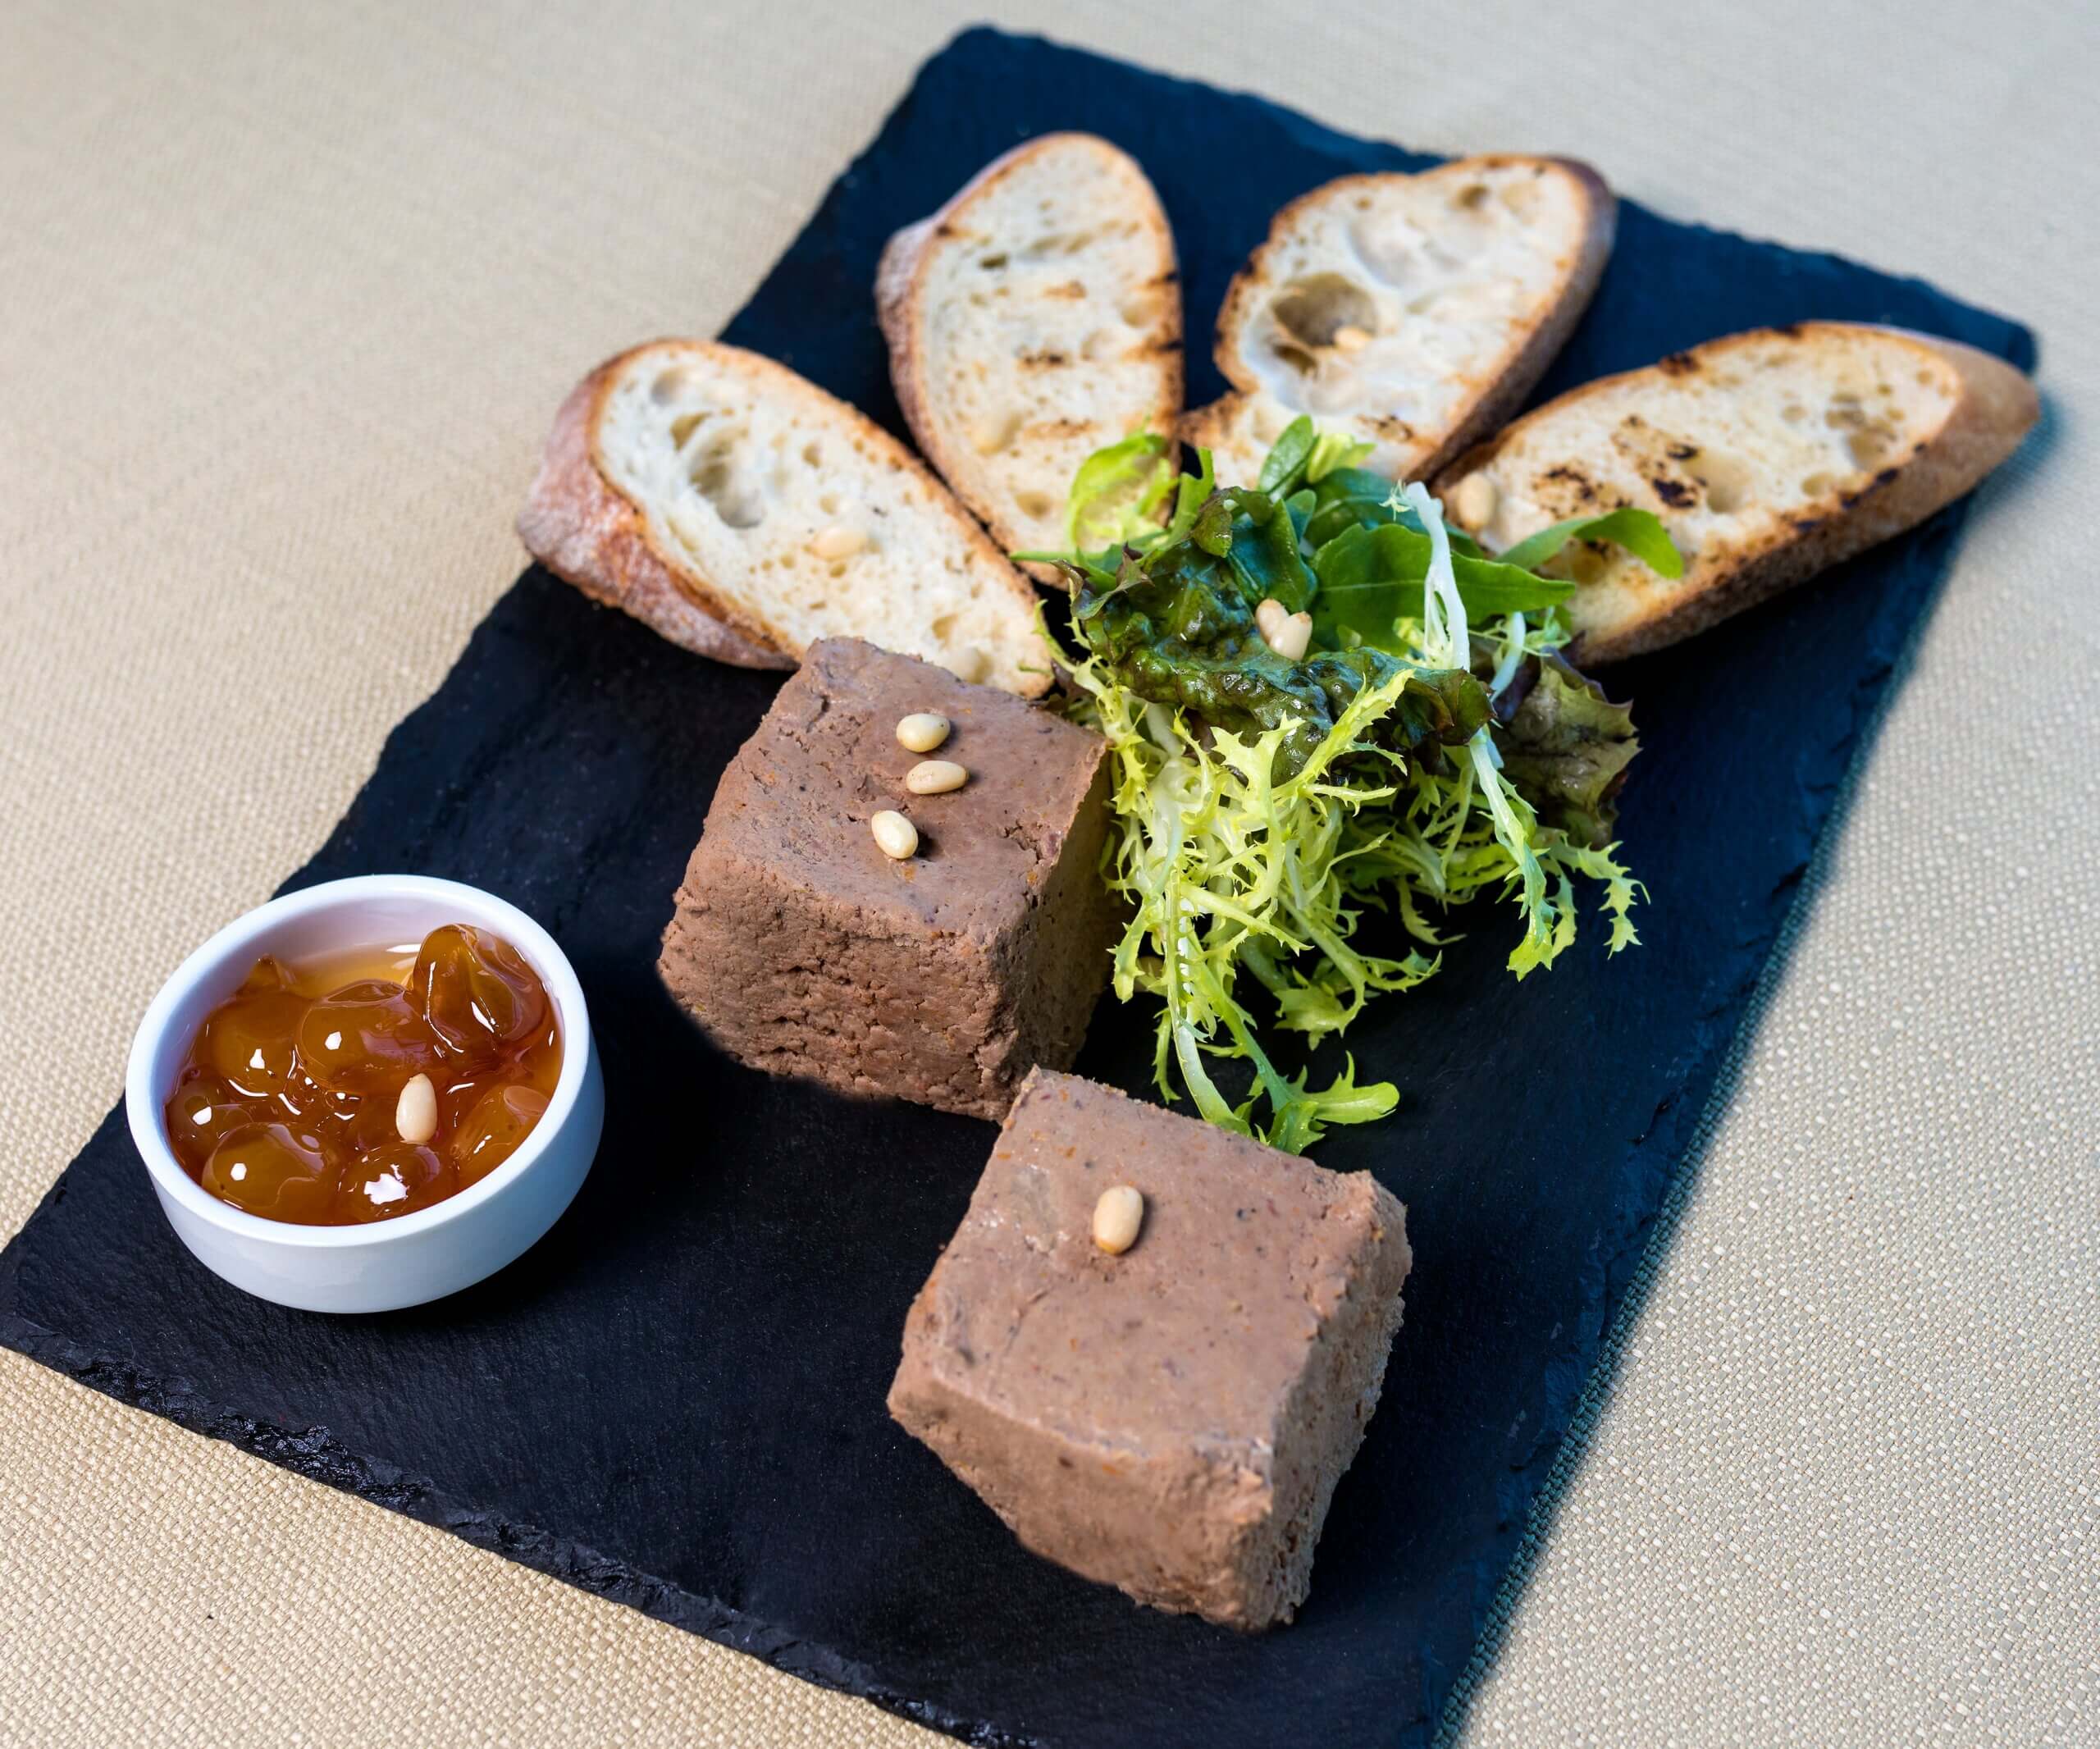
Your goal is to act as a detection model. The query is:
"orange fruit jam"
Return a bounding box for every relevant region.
[165,925,561,1225]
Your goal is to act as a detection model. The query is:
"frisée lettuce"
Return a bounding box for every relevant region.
[1032,418,1671,1149]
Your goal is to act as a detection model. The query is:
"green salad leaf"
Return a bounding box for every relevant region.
[1067,484,1485,778]
[1495,506,1688,578]
[1032,421,1660,1144]
[1299,465,1413,548]
[1064,646,1431,1152]
[1253,418,1380,501]
[1305,428,1375,484]
[1064,431,1176,554]
[1257,415,1318,495]
[1310,521,1573,653]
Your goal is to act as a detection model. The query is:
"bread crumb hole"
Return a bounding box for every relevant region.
[1498,180,1539,219]
[1454,183,1490,209]
[686,434,765,530]
[1847,425,1897,469]
[803,442,821,467]
[1271,272,1378,349]
[970,411,1020,456]
[1782,404,1806,424]
[1801,472,1837,497]
[979,253,1007,270]
[1014,489,1055,520]
[1685,449,1752,514]
[651,369,690,404]
[669,412,705,447]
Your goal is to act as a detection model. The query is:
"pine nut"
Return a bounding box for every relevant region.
[1451,472,1498,529]
[810,524,867,560]
[871,810,919,860]
[1255,596,1312,662]
[1093,1185,1145,1254]
[905,759,967,795]
[895,712,951,753]
[1331,323,1372,353]
[395,1073,438,1146]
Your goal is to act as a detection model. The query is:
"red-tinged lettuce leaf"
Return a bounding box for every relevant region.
[1066,486,1488,776]
[1491,653,1641,847]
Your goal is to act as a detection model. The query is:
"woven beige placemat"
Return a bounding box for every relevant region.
[2,0,2092,1743]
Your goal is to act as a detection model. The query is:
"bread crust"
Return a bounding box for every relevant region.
[1175,395,1253,468]
[516,354,791,669]
[520,340,1048,693]
[877,133,1183,570]
[1434,322,2039,664]
[1182,156,1616,482]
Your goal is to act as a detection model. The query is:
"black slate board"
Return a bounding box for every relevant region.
[0,28,2034,1749]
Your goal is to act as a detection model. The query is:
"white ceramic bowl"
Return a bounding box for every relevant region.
[126,874,604,1313]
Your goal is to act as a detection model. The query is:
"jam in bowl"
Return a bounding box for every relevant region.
[166,925,563,1225]
[126,874,602,1313]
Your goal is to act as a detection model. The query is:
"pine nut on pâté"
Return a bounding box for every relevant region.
[904,760,967,795]
[1093,1185,1145,1254]
[871,810,919,860]
[395,1073,438,1145]
[895,712,950,754]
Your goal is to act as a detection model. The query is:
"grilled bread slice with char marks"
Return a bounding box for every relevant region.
[1183,156,1615,487]
[878,134,1182,574]
[1432,322,2038,663]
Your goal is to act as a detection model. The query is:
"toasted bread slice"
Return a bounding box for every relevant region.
[1432,322,2038,663]
[878,134,1181,573]
[518,363,790,670]
[1183,157,1614,486]
[518,340,1048,695]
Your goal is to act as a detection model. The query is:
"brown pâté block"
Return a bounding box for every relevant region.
[888,1068,1412,1630]
[660,638,1116,1120]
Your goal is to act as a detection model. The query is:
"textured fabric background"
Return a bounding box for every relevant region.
[1,1,2091,1744]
